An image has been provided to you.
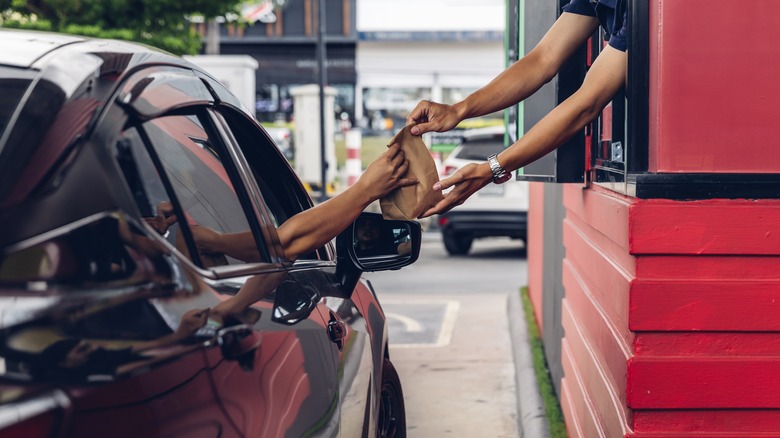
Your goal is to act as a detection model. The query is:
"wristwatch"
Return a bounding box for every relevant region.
[487,154,512,184]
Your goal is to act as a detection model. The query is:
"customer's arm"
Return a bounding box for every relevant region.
[190,144,415,262]
[190,224,261,262]
[278,143,416,260]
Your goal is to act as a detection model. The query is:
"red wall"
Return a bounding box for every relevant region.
[648,0,780,173]
[559,185,634,438]
[532,1,780,435]
[559,185,780,436]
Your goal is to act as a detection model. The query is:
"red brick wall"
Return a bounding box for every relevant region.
[559,184,780,436]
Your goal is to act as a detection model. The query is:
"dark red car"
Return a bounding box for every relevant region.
[0,29,419,437]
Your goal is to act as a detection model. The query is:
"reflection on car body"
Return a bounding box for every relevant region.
[0,29,416,437]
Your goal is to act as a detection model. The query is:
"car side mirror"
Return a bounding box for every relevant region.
[337,212,421,272]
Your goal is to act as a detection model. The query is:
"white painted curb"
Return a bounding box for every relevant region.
[507,292,551,438]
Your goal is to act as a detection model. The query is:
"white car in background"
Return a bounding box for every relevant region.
[437,126,529,255]
[263,125,294,160]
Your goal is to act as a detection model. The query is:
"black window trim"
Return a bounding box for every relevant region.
[206,107,284,263]
[589,0,650,196]
[585,0,780,200]
[100,66,284,278]
[131,107,273,273]
[212,106,336,264]
[205,108,284,264]
[132,119,204,268]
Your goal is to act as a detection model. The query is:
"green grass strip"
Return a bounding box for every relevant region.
[520,287,568,438]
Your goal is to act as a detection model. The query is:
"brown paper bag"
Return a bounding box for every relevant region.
[380,125,444,220]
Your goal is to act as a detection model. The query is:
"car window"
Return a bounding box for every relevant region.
[0,67,36,138]
[116,113,266,268]
[214,109,328,261]
[454,137,505,161]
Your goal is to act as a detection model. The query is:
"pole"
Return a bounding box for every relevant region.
[317,0,328,202]
[206,19,220,55]
[345,128,362,186]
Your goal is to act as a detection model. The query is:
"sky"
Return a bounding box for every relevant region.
[357,0,505,32]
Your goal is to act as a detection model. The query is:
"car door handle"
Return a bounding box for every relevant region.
[217,324,262,371]
[327,313,348,350]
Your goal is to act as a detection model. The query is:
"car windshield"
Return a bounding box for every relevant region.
[0,66,36,139]
[453,137,505,161]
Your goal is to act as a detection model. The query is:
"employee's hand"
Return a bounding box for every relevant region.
[144,201,178,235]
[358,143,418,200]
[407,100,463,136]
[419,162,493,218]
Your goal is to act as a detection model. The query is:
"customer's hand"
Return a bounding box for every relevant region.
[358,143,418,200]
[407,100,463,136]
[420,162,493,217]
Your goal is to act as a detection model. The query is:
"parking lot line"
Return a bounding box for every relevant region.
[382,299,460,348]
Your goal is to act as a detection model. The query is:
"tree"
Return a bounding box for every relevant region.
[0,0,251,55]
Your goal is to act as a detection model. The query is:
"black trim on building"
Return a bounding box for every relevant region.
[220,36,357,44]
[632,173,780,200]
[627,0,649,174]
[220,42,356,84]
[590,0,649,187]
[515,0,587,183]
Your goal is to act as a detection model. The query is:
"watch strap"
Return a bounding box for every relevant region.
[487,154,511,184]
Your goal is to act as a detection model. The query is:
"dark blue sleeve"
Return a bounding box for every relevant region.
[562,0,597,17]
[607,9,628,51]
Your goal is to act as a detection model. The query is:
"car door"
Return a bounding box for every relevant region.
[204,271,342,438]
[210,104,377,437]
[0,213,238,438]
[0,67,249,437]
[123,96,343,436]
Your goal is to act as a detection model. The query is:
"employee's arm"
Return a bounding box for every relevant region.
[421,45,628,217]
[408,12,600,135]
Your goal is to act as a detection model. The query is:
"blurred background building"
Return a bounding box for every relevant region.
[196,0,505,133]
[355,0,505,135]
[208,0,358,125]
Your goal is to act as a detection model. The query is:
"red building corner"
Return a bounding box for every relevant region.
[516,0,780,436]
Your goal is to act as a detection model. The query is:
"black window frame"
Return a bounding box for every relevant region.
[512,0,589,183]
[212,105,334,262]
[512,0,649,187]
[124,106,272,269]
[589,0,650,193]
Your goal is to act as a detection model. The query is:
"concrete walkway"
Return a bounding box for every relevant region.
[387,292,520,437]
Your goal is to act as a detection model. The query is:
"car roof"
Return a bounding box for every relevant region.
[0,30,212,211]
[0,29,85,68]
[0,29,188,84]
[0,29,197,154]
